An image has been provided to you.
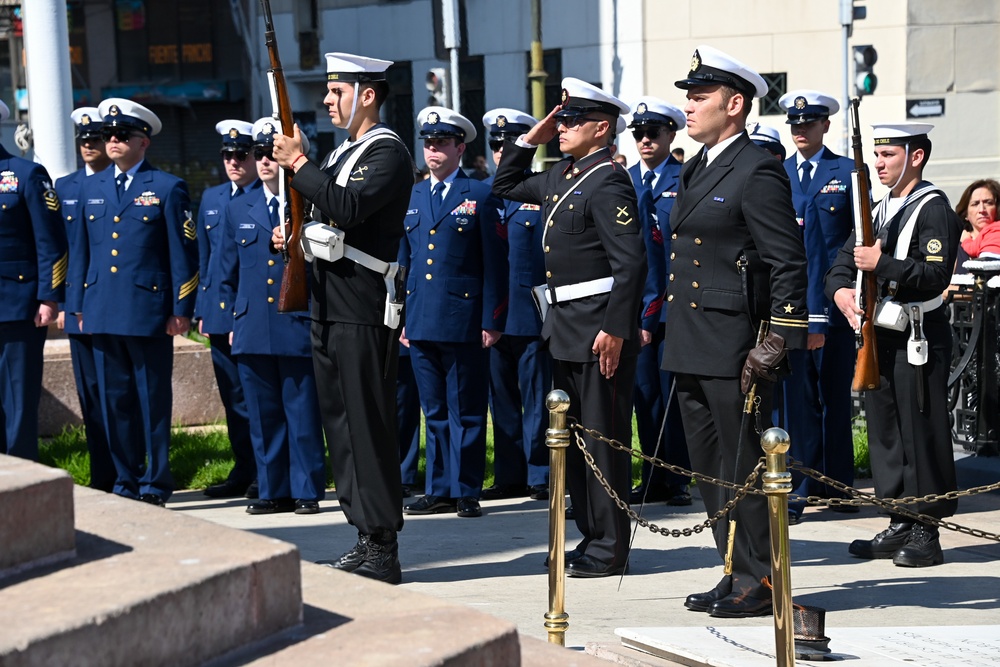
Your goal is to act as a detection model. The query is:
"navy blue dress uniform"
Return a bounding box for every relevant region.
[826,122,958,566]
[195,120,256,497]
[66,98,198,505]
[493,79,646,574]
[665,47,809,612]
[54,107,115,489]
[288,53,415,553]
[400,107,509,515]
[480,108,551,498]
[0,100,68,461]
[220,123,326,511]
[626,97,692,504]
[777,90,858,514]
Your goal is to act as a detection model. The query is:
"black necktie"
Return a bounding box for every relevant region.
[685,152,707,187]
[269,198,279,227]
[116,172,127,200]
[232,186,243,200]
[640,171,656,229]
[801,161,813,192]
[431,181,445,219]
[642,170,655,193]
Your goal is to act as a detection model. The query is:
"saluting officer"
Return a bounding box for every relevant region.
[55,107,114,489]
[479,108,551,502]
[827,122,959,567]
[67,98,198,506]
[493,78,646,578]
[778,90,859,523]
[400,107,508,520]
[196,120,257,499]
[271,53,415,584]
[626,97,692,507]
[221,118,325,516]
[666,46,808,617]
[0,99,67,461]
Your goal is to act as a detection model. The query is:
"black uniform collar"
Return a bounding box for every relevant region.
[562,146,614,178]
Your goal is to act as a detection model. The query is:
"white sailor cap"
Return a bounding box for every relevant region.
[325,52,393,83]
[98,98,162,136]
[747,122,786,160]
[557,77,630,118]
[629,97,686,131]
[675,45,769,99]
[482,108,536,136]
[215,119,255,150]
[251,117,310,153]
[418,106,477,143]
[872,122,934,146]
[0,100,8,123]
[71,107,104,139]
[779,89,840,124]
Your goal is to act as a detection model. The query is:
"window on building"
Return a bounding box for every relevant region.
[759,72,787,116]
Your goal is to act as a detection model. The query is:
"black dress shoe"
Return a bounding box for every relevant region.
[684,588,730,612]
[246,498,295,515]
[401,485,415,499]
[403,495,456,515]
[566,554,628,578]
[317,534,370,572]
[529,484,550,500]
[849,521,913,559]
[295,499,320,515]
[204,479,253,499]
[457,497,482,518]
[354,535,402,585]
[892,523,944,567]
[709,593,773,618]
[480,484,530,500]
[138,493,165,507]
[244,480,259,499]
[543,549,583,568]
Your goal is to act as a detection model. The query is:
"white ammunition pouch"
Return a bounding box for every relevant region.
[302,221,344,263]
[875,295,942,332]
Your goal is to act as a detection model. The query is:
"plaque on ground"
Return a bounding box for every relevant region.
[616,625,1000,666]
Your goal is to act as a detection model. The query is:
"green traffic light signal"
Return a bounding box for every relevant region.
[853,45,878,97]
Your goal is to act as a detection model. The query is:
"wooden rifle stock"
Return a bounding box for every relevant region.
[850,99,880,391]
[261,0,309,313]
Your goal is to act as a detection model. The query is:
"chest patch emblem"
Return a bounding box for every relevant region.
[926,239,942,254]
[0,171,18,193]
[134,191,160,207]
[451,200,477,216]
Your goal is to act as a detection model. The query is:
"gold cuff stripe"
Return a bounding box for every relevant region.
[925,256,944,262]
[178,272,199,301]
[51,253,69,288]
[771,316,809,327]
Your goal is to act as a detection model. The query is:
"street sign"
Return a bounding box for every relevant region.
[907,98,945,118]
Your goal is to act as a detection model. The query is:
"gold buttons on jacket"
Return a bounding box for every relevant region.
[552,195,559,202]
[110,266,118,273]
[457,227,463,233]
[430,229,437,235]
[113,216,120,223]
[89,215,95,220]
[670,252,676,260]
[693,260,700,267]
[690,301,697,308]
[268,259,275,266]
[568,204,574,210]
[427,259,433,265]
[694,237,702,245]
[669,274,675,281]
[671,233,677,240]
[426,273,432,280]
[692,281,699,289]
[112,232,119,239]
[544,246,550,253]
[268,297,274,303]
[66,215,73,222]
[546,271,552,278]
[667,294,674,302]
[428,243,435,250]
[220,302,225,309]
[111,249,118,256]
[267,278,274,285]
[142,216,149,221]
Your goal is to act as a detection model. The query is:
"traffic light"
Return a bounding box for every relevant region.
[840,0,867,37]
[853,45,878,97]
[426,67,451,108]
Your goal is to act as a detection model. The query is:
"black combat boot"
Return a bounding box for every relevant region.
[316,533,370,572]
[848,521,913,559]
[354,530,402,585]
[892,523,944,567]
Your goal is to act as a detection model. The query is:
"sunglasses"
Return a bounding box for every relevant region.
[556,116,603,130]
[78,134,105,144]
[632,126,667,141]
[221,149,250,161]
[488,139,506,152]
[101,129,140,143]
[253,147,274,161]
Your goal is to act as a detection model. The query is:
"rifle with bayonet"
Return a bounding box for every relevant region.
[261,0,309,312]
[849,98,880,391]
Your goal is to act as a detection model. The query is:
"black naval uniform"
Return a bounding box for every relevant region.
[493,142,646,569]
[290,124,413,538]
[825,181,959,521]
[662,133,809,603]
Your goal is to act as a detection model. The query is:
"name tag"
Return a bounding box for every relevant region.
[713,196,725,203]
[406,208,419,215]
[62,199,79,207]
[87,198,105,205]
[206,209,219,215]
[239,223,255,229]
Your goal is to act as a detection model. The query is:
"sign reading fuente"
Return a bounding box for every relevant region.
[906,98,945,119]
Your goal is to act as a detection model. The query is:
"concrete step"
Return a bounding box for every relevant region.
[0,454,75,575]
[0,486,302,667]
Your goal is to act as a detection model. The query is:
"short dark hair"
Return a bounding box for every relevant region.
[719,85,753,120]
[909,136,932,170]
[361,80,390,107]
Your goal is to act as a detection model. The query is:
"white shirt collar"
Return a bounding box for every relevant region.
[704,132,744,166]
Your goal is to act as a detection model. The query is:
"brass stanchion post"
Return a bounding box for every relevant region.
[544,389,570,645]
[761,427,795,667]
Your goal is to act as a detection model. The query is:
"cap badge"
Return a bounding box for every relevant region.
[636,102,647,115]
[427,111,440,125]
[561,88,569,104]
[263,123,274,135]
[496,116,507,128]
[794,96,807,110]
[81,114,92,125]
[109,105,120,116]
[690,50,702,72]
[229,128,239,138]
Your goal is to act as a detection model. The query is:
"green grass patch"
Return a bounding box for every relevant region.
[853,417,871,478]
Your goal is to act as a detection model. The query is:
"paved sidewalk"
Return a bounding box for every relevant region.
[169,455,1000,659]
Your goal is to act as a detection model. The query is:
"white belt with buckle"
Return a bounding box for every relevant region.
[545,277,614,305]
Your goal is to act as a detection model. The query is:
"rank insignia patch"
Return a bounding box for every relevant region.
[783,303,795,314]
[44,188,60,212]
[350,165,368,182]
[616,205,633,225]
[926,239,942,254]
[183,213,196,240]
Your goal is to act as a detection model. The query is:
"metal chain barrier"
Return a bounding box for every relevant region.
[569,420,1000,544]
[569,421,764,538]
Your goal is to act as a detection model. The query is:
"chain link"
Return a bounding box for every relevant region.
[567,422,1000,543]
